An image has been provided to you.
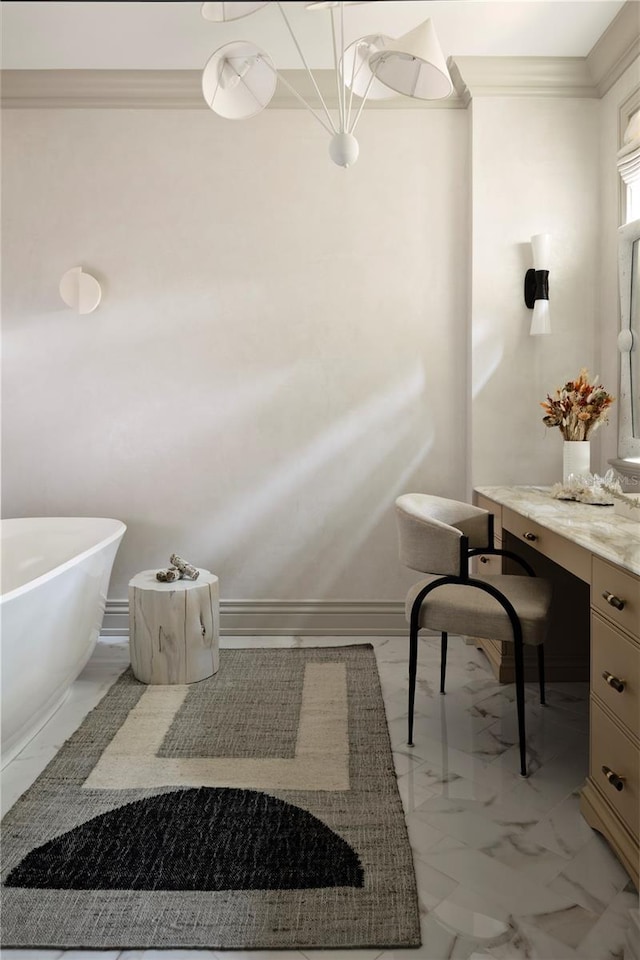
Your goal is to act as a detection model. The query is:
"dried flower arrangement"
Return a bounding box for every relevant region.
[541,369,614,441]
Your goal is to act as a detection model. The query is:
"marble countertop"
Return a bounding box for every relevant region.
[475,485,640,578]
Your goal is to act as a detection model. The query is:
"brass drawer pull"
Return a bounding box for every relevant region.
[602,671,625,693]
[602,591,625,611]
[523,532,537,542]
[479,556,489,564]
[602,765,625,792]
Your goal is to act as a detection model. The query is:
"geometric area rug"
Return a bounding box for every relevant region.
[1,644,421,949]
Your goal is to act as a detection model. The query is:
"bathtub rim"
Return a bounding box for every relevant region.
[0,517,127,605]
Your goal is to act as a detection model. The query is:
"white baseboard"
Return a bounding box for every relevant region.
[101,598,407,638]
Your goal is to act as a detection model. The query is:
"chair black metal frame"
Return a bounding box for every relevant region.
[407,527,546,779]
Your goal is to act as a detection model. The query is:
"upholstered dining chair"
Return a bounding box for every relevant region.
[395,493,553,778]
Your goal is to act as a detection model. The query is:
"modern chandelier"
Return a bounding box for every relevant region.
[200,1,453,167]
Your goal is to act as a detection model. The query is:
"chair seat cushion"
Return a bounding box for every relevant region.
[405,573,553,647]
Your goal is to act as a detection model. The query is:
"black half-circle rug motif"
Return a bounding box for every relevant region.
[5,787,364,891]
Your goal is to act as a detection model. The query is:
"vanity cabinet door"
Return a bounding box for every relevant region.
[591,612,639,734]
[589,698,639,841]
[592,557,640,639]
[582,566,640,890]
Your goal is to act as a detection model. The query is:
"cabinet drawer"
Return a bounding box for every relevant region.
[473,552,503,575]
[502,507,591,582]
[590,699,639,839]
[591,612,640,734]
[592,558,640,640]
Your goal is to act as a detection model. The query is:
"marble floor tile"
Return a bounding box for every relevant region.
[406,766,502,804]
[486,917,579,959]
[387,707,499,757]
[443,793,543,829]
[382,690,414,723]
[548,832,633,916]
[1,953,65,960]
[484,712,584,774]
[471,685,589,733]
[497,737,590,817]
[479,832,569,886]
[2,634,634,960]
[413,855,459,912]
[421,842,600,944]
[377,911,495,960]
[576,883,640,959]
[392,747,429,777]
[301,951,384,960]
[57,953,122,960]
[405,809,449,860]
[211,952,308,960]
[396,766,442,814]
[518,903,601,951]
[524,789,596,860]
[430,884,515,946]
[409,796,516,851]
[389,729,520,799]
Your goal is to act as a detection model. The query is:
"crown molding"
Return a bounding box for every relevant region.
[449,56,597,100]
[1,70,205,109]
[5,43,634,110]
[586,0,640,97]
[0,68,463,110]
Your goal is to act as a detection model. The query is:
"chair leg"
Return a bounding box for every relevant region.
[440,632,448,694]
[408,620,419,747]
[513,635,528,778]
[537,644,546,705]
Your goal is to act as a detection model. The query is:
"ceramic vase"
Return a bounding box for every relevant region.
[563,440,591,484]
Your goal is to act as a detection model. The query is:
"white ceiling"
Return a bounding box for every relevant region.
[0,1,629,71]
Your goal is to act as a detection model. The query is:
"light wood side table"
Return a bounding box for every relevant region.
[129,569,220,684]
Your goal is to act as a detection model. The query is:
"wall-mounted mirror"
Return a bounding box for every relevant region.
[613,217,640,480]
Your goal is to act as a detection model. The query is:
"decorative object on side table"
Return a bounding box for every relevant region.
[156,552,200,582]
[540,368,614,483]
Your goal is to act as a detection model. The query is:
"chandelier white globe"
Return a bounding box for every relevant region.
[328,132,358,168]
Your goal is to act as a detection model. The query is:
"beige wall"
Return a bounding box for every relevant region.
[469,96,601,485]
[2,70,635,619]
[1,107,468,604]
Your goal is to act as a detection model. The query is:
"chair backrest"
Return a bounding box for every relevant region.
[395,493,490,576]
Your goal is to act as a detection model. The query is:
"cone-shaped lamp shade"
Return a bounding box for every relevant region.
[341,35,398,101]
[201,2,268,22]
[202,42,277,119]
[530,299,551,336]
[369,19,453,100]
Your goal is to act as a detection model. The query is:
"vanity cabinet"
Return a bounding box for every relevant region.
[474,485,640,889]
[581,558,640,889]
[472,492,590,683]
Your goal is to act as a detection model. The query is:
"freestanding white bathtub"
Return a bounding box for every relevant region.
[0,516,126,767]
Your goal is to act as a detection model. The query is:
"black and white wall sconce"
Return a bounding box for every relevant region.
[524,233,551,335]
